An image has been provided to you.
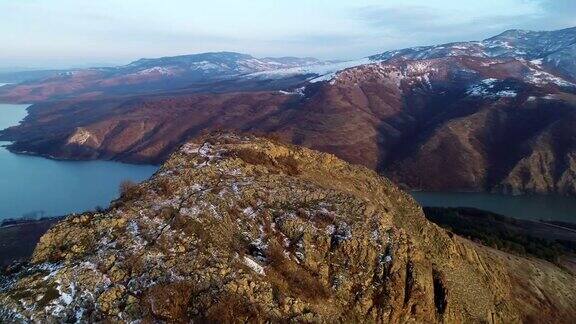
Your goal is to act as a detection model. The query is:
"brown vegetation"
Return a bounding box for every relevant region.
[119,180,144,200]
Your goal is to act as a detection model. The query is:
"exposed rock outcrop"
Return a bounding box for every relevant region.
[1,133,575,322]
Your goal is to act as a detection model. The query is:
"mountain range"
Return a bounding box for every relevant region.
[0,52,332,102]
[372,27,576,80]
[1,27,576,195]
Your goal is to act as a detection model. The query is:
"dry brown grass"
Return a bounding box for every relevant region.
[203,291,268,323]
[235,148,300,176]
[171,207,248,255]
[155,177,179,197]
[142,282,193,322]
[266,240,330,302]
[119,180,144,201]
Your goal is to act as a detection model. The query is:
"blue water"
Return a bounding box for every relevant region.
[0,104,158,220]
[412,191,576,222]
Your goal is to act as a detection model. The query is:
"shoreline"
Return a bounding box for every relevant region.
[1,216,63,228]
[3,145,161,166]
[0,102,158,221]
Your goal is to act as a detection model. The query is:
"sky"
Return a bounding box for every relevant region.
[0,0,574,69]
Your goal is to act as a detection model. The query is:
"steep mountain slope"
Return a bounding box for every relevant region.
[0,52,325,102]
[270,58,576,195]
[0,91,295,163]
[1,133,575,322]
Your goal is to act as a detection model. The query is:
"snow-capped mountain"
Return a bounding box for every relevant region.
[240,27,576,87]
[369,27,576,80]
[120,52,324,80]
[1,27,575,104]
[243,58,372,83]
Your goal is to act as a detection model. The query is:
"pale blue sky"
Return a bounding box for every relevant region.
[0,0,574,68]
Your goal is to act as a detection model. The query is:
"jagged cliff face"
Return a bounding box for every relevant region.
[1,133,575,323]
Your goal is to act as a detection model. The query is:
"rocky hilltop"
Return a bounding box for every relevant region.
[1,133,575,323]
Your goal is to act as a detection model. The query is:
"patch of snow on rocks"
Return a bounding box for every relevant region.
[278,86,306,96]
[325,225,336,235]
[242,206,256,218]
[243,256,265,275]
[136,66,174,76]
[525,68,574,87]
[467,78,516,98]
[495,90,517,98]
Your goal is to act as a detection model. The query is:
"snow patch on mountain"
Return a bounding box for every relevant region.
[246,58,374,82]
[525,67,574,87]
[243,256,265,275]
[369,27,576,80]
[136,67,175,76]
[278,87,306,96]
[467,79,517,98]
[189,61,225,71]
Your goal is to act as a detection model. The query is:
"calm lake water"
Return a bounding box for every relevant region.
[0,104,158,220]
[412,191,576,222]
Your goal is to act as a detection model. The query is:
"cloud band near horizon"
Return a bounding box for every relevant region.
[0,0,574,69]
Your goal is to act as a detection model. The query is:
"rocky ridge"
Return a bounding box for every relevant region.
[1,133,575,322]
